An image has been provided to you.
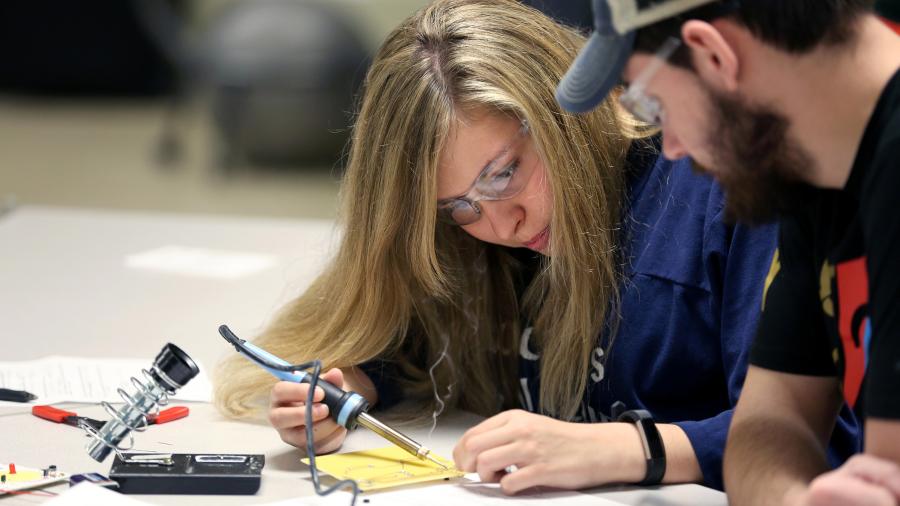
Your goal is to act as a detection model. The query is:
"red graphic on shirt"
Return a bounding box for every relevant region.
[835,257,869,408]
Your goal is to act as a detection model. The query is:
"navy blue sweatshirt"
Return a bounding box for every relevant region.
[363,144,860,490]
[518,148,860,490]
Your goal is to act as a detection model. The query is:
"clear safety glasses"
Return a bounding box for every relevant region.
[619,37,682,126]
[437,121,533,226]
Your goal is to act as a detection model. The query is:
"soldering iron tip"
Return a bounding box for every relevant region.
[426,453,449,469]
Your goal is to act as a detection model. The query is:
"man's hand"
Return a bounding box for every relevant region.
[790,454,900,506]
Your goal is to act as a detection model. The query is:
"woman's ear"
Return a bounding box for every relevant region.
[681,20,739,93]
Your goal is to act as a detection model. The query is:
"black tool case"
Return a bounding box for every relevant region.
[109,453,264,495]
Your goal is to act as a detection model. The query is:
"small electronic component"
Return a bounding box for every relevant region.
[0,464,68,495]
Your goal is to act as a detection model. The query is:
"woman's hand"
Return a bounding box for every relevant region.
[267,367,348,454]
[452,409,648,494]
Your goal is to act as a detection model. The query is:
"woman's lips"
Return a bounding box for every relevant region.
[524,227,550,252]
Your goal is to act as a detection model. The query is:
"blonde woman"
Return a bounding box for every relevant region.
[215,0,858,494]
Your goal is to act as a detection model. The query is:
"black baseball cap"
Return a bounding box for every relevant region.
[556,0,720,113]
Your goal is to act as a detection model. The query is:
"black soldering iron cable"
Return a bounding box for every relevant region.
[300,359,360,505]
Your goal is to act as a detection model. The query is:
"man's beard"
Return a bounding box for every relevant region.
[693,89,815,225]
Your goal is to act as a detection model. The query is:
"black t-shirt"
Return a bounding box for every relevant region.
[750,68,900,420]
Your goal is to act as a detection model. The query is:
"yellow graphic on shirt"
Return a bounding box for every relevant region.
[762,249,781,310]
[820,261,835,317]
[301,446,464,491]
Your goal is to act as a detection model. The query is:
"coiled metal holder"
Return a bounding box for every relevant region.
[83,343,199,462]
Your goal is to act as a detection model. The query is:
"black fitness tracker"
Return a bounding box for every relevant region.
[617,409,666,486]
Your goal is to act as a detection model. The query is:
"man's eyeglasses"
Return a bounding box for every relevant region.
[437,121,534,226]
[619,37,682,127]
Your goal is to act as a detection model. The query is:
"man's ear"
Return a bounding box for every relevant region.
[681,20,739,92]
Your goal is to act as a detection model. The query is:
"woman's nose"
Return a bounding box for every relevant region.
[479,199,522,243]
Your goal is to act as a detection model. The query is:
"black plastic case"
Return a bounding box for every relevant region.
[109,454,264,495]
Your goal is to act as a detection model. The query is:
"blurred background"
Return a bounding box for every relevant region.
[0,0,596,221]
[0,0,436,220]
[1,0,895,223]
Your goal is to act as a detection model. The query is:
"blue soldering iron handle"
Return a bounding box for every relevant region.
[240,341,369,429]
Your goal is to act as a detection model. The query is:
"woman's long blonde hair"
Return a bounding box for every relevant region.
[215,0,650,421]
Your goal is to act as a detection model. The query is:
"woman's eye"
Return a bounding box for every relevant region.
[495,167,514,179]
[488,161,518,189]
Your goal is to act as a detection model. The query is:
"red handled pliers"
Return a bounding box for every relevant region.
[32,405,189,430]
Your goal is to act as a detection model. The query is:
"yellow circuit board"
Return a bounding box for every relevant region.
[302,446,465,491]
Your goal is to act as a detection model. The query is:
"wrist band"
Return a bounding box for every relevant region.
[617,409,666,486]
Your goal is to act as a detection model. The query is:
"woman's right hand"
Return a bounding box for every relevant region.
[268,367,348,454]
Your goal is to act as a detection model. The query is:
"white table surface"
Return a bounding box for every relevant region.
[0,206,727,505]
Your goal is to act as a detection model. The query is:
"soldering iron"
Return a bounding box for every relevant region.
[218,325,448,470]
